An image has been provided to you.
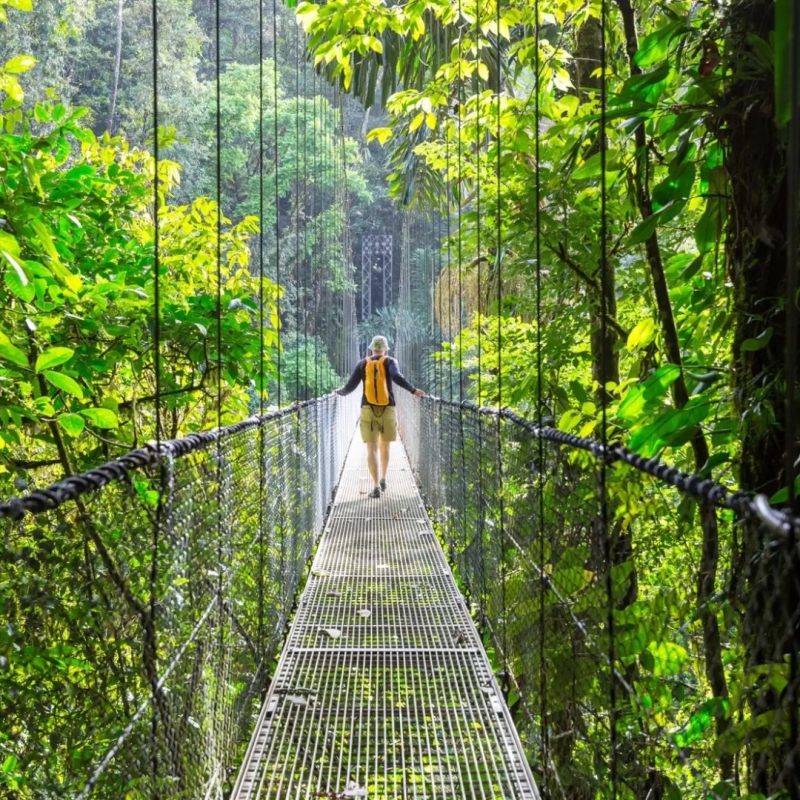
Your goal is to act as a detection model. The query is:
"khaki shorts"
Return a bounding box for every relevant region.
[360,404,397,443]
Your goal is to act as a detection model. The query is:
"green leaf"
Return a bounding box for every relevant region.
[768,474,800,504]
[2,250,34,302]
[43,370,84,399]
[57,413,85,437]
[0,231,21,256]
[629,211,660,245]
[647,641,689,676]
[626,318,656,351]
[4,55,37,74]
[633,20,685,68]
[80,407,118,429]
[35,347,74,372]
[741,327,773,351]
[28,217,64,272]
[0,341,29,368]
[618,364,681,421]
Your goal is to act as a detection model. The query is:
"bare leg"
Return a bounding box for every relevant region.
[366,441,379,487]
[379,440,391,481]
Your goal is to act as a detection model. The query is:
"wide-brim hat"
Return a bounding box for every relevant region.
[369,335,389,352]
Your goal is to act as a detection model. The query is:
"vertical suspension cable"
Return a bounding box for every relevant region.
[273,0,282,407]
[787,0,799,516]
[149,0,162,781]
[303,56,310,399]
[457,0,468,583]
[213,0,225,754]
[257,0,266,659]
[474,0,486,622]
[312,68,320,397]
[295,19,301,402]
[534,0,548,789]
[599,0,617,793]
[494,0,507,699]
[786,0,800,767]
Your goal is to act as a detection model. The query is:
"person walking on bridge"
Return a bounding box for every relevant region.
[337,335,424,498]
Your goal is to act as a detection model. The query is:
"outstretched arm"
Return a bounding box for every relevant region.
[336,360,363,396]
[388,361,424,397]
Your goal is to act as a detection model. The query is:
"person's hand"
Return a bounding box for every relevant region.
[414,388,425,398]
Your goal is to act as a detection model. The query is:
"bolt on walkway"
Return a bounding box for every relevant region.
[233,434,540,800]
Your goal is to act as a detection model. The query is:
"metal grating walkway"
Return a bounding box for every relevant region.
[232,435,539,800]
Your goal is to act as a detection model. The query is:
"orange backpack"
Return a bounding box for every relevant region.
[364,356,390,406]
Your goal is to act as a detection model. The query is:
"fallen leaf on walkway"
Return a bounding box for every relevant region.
[326,590,342,597]
[376,564,390,570]
[320,628,342,640]
[356,609,371,618]
[312,569,330,577]
[342,782,367,797]
[285,695,309,706]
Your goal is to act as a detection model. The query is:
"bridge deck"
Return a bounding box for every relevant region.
[233,434,539,800]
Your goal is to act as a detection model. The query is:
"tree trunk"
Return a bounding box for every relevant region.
[723,2,799,793]
[107,0,124,134]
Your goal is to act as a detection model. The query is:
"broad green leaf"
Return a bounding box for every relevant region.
[618,364,682,421]
[35,347,74,372]
[2,753,18,773]
[629,212,660,245]
[2,250,34,302]
[57,413,85,437]
[769,474,800,504]
[626,318,656,351]
[633,20,685,68]
[741,327,773,351]
[0,341,29,368]
[647,641,689,676]
[0,231,21,256]
[43,370,84,399]
[7,0,33,10]
[4,55,37,74]
[80,407,118,429]
[28,217,64,271]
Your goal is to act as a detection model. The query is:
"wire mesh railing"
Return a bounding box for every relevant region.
[399,393,800,799]
[0,393,358,798]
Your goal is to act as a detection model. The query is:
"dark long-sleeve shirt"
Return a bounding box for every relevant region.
[337,355,416,406]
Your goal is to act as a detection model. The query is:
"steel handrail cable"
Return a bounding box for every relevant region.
[0,398,332,521]
[420,395,800,540]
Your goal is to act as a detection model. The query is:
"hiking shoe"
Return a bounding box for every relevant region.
[380,478,386,492]
[368,487,381,499]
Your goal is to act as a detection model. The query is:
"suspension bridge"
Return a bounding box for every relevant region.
[2,382,798,798]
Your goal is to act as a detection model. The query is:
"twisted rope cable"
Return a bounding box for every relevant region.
[0,399,327,520]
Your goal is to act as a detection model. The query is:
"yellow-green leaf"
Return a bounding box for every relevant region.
[366,127,393,145]
[80,407,118,429]
[409,112,425,132]
[627,318,656,351]
[44,371,84,399]
[4,55,37,74]
[58,413,85,437]
[35,347,74,372]
[0,341,29,368]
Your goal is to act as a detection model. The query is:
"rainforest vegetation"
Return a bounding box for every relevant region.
[1,0,798,796]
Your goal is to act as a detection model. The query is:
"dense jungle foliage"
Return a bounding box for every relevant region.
[297,0,799,796]
[1,0,798,796]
